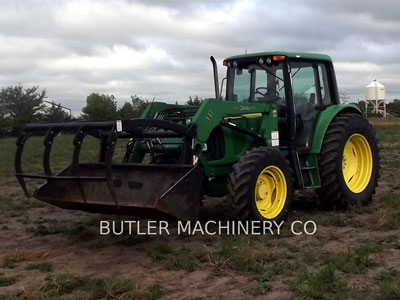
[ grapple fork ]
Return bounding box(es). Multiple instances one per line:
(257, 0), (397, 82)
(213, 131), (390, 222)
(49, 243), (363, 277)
(15, 119), (202, 221)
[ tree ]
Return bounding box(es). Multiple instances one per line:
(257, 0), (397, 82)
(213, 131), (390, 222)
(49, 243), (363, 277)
(0, 84), (46, 133)
(118, 102), (136, 119)
(117, 95), (149, 119)
(82, 93), (118, 120)
(0, 103), (12, 136)
(129, 95), (149, 118)
(358, 100), (366, 114)
(387, 99), (400, 114)
(186, 95), (203, 106)
(339, 90), (349, 103)
(43, 102), (71, 122)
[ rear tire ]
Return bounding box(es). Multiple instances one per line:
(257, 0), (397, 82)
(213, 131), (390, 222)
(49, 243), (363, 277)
(318, 112), (379, 209)
(229, 147), (294, 222)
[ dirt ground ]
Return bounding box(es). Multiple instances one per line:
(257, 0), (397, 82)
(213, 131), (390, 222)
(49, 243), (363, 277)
(0, 119), (399, 300)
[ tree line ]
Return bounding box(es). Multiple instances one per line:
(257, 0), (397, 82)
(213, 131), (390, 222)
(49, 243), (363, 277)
(2, 84), (399, 137)
(0, 84), (203, 136)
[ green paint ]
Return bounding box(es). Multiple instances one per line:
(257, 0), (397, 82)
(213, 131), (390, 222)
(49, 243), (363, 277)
(310, 104), (361, 154)
(304, 153), (321, 188)
(190, 99), (277, 177)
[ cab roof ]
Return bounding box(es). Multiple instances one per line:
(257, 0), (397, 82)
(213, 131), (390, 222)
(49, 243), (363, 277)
(224, 51), (332, 62)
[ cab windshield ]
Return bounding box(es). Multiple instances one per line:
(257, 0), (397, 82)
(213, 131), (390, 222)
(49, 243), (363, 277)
(226, 61), (286, 104)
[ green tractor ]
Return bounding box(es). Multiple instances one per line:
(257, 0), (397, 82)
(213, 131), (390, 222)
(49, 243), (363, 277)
(15, 51), (379, 222)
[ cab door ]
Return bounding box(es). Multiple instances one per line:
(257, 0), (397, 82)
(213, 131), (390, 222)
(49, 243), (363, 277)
(290, 61), (333, 149)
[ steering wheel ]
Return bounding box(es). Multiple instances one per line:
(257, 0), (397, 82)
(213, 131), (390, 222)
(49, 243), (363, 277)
(255, 87), (280, 97)
(255, 87), (268, 97)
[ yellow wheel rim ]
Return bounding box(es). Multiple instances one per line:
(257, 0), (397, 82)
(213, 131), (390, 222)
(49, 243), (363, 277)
(254, 165), (287, 219)
(342, 134), (373, 193)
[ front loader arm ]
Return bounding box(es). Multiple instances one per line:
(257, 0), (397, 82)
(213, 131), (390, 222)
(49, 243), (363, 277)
(190, 99), (279, 177)
(191, 99), (276, 142)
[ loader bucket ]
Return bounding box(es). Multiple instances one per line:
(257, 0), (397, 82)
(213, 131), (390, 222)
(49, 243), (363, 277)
(15, 119), (202, 221)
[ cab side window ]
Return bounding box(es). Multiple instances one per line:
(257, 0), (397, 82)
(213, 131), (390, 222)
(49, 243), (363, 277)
(318, 64), (332, 106)
(292, 66), (317, 104)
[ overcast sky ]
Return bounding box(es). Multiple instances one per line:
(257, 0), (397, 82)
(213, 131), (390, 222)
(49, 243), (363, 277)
(0, 0), (399, 114)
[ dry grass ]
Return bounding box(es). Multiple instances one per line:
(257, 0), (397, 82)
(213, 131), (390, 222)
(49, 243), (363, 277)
(5, 248), (49, 262)
(22, 287), (45, 300)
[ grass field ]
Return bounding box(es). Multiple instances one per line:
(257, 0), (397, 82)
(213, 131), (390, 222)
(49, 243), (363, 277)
(0, 119), (399, 300)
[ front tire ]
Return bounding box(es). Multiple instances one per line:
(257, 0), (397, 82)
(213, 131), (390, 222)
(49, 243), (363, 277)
(229, 147), (294, 222)
(318, 112), (379, 209)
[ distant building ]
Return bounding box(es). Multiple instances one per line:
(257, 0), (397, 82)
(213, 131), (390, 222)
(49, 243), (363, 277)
(365, 79), (386, 117)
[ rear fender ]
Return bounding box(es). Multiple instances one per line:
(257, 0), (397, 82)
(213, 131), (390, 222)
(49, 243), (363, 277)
(310, 104), (362, 154)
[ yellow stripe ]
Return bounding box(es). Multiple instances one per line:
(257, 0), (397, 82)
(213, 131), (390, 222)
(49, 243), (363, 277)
(225, 113), (263, 120)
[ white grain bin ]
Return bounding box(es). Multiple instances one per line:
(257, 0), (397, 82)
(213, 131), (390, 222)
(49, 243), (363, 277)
(365, 79), (385, 101)
(365, 79), (386, 117)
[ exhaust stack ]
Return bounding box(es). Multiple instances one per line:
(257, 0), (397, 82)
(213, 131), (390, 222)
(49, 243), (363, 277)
(210, 56), (220, 99)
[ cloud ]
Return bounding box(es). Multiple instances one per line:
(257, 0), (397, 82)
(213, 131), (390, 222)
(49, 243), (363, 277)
(0, 0), (399, 114)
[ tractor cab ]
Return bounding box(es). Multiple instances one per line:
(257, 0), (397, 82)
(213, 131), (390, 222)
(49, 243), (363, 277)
(221, 52), (339, 150)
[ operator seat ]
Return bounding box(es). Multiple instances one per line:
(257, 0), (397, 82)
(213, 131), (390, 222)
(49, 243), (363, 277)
(295, 93), (318, 148)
